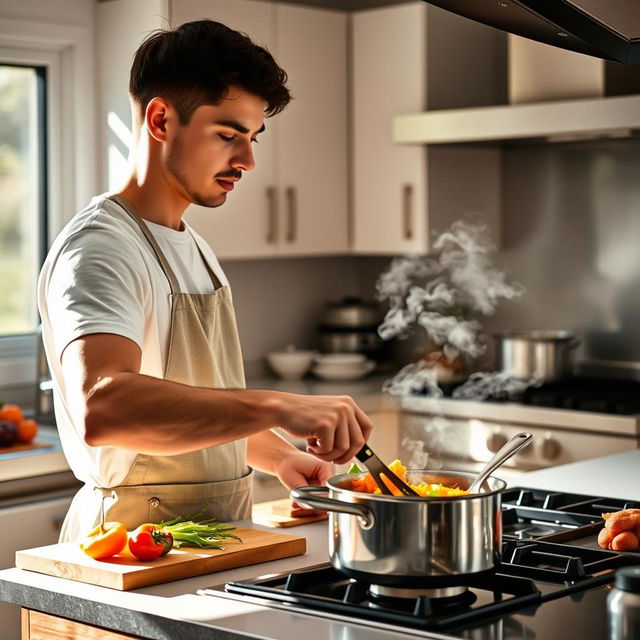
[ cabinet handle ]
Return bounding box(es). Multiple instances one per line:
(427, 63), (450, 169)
(286, 186), (297, 243)
(402, 184), (414, 240)
(266, 186), (278, 244)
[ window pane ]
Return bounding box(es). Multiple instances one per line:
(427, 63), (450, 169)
(0, 65), (43, 335)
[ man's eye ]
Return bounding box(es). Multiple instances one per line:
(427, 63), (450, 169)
(219, 134), (235, 142)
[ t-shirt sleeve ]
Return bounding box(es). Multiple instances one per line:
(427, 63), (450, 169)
(46, 228), (150, 358)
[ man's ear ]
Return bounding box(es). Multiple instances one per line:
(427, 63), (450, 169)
(145, 97), (173, 142)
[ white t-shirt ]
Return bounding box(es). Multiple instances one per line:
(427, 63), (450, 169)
(37, 193), (232, 488)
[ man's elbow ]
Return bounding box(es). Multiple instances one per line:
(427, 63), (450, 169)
(82, 380), (115, 446)
(83, 403), (108, 447)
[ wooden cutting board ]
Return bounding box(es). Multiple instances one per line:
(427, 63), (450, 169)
(252, 498), (328, 528)
(15, 527), (305, 591)
(0, 441), (53, 455)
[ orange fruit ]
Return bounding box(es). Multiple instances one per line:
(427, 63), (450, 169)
(16, 418), (37, 444)
(0, 404), (24, 424)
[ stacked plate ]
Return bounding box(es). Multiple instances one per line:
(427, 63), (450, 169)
(312, 353), (376, 381)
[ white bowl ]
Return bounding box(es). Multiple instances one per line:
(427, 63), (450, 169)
(314, 353), (367, 366)
(312, 360), (376, 381)
(267, 350), (316, 380)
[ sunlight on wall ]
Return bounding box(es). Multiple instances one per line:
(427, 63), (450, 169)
(107, 110), (132, 190)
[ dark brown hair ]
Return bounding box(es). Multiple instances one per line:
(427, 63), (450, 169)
(129, 20), (291, 125)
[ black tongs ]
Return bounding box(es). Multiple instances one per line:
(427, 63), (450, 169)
(356, 445), (419, 496)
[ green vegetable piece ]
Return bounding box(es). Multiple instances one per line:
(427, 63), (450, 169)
(348, 463), (362, 474)
(154, 504), (242, 549)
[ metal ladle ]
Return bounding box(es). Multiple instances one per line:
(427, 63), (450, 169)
(468, 432), (533, 493)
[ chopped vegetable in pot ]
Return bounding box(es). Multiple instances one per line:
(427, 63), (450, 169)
(350, 459), (469, 497)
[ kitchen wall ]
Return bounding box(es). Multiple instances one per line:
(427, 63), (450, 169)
(376, 136), (640, 374)
(223, 255), (391, 376)
(482, 138), (640, 367)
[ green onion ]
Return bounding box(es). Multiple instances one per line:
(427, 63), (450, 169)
(155, 505), (242, 549)
(348, 462), (363, 474)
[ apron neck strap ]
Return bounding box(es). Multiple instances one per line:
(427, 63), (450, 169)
(188, 230), (225, 290)
(108, 194), (223, 293)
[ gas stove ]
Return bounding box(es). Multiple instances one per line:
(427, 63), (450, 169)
(443, 376), (640, 416)
(199, 488), (640, 639)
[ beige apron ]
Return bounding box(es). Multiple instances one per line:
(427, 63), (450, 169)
(59, 195), (252, 542)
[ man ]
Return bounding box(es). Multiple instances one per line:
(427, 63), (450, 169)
(38, 20), (372, 541)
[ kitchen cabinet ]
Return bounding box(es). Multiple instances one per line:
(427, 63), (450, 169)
(23, 610), (136, 640)
(0, 493), (74, 640)
(173, 0), (349, 259)
(351, 3), (503, 254)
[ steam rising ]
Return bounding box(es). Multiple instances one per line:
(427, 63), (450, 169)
(377, 219), (532, 468)
(381, 360), (444, 398)
(452, 371), (538, 401)
(377, 219), (524, 362)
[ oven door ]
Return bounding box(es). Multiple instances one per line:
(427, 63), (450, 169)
(399, 412), (639, 475)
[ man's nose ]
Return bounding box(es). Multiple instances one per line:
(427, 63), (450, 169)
(230, 140), (256, 172)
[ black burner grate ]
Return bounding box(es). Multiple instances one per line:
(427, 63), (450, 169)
(225, 564), (542, 631)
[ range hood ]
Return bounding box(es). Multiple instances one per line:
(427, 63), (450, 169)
(393, 1), (640, 145)
(393, 94), (640, 145)
(423, 0), (640, 63)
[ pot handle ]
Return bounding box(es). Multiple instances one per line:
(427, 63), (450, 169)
(290, 486), (375, 530)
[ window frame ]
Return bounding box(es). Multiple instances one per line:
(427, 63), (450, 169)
(0, 59), (49, 333)
(0, 17), (96, 387)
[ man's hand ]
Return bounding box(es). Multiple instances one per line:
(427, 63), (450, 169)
(271, 393), (373, 464)
(274, 450), (333, 517)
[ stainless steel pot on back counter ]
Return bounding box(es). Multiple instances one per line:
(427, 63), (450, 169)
(318, 297), (388, 361)
(292, 470), (506, 587)
(495, 330), (580, 382)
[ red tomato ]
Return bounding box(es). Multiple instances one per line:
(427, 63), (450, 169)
(128, 523), (172, 560)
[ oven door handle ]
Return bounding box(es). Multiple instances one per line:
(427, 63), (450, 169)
(290, 486), (375, 530)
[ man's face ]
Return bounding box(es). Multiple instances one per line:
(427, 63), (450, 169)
(164, 86), (265, 208)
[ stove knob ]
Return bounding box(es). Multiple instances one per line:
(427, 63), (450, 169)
(542, 435), (561, 460)
(487, 433), (507, 454)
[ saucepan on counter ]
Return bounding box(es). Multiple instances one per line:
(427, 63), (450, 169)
(291, 469), (506, 587)
(495, 330), (581, 382)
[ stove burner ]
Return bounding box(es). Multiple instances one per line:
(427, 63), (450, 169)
(369, 584), (468, 600)
(368, 583), (478, 617)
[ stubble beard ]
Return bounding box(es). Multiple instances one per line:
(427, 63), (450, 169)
(166, 140), (227, 209)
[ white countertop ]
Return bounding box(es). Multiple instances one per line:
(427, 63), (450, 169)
(509, 448), (640, 501)
(1, 448), (639, 640)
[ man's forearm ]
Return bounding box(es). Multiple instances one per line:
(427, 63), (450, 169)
(84, 371), (281, 454)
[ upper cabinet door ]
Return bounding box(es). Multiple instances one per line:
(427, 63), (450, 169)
(275, 5), (349, 256)
(173, 0), (280, 259)
(352, 3), (428, 255)
(172, 0), (348, 259)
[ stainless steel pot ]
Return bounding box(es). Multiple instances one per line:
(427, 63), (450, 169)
(322, 297), (383, 328)
(291, 470), (506, 586)
(495, 330), (580, 382)
(318, 330), (383, 355)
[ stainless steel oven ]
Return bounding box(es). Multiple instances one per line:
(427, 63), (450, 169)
(397, 377), (640, 478)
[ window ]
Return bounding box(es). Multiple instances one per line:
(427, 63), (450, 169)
(0, 63), (47, 336)
(0, 18), (95, 386)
